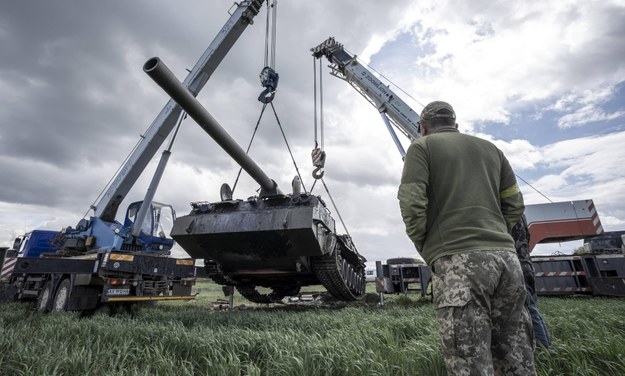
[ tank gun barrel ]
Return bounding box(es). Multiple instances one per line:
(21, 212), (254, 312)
(143, 57), (279, 196)
(147, 57), (367, 302)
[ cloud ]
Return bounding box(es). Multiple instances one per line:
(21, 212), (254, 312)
(1, 0), (624, 262)
(546, 86), (625, 128)
(482, 136), (542, 171)
(541, 131), (625, 180)
(521, 130), (625, 230)
(383, 0), (625, 131)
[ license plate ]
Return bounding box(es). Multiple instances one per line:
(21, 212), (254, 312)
(106, 288), (130, 296)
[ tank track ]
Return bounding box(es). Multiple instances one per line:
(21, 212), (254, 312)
(205, 261), (302, 304)
(204, 233), (367, 303)
(204, 260), (240, 286)
(311, 235), (366, 301)
(236, 285), (301, 304)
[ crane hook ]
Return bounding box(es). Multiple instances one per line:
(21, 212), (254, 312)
(312, 166), (325, 179)
(258, 66), (279, 104)
(311, 147), (326, 180)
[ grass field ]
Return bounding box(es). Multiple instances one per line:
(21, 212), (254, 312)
(1, 280), (624, 376)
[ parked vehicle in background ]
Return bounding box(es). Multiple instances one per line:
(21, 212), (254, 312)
(375, 258), (430, 296)
(372, 200), (625, 298)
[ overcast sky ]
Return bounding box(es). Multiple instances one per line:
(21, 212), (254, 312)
(1, 0), (624, 262)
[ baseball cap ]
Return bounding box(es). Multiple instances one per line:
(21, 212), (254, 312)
(420, 101), (456, 121)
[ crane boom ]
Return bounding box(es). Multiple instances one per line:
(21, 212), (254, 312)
(96, 0), (265, 222)
(311, 37), (421, 155)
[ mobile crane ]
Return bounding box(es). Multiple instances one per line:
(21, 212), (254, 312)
(311, 37), (421, 157)
(0, 0), (267, 312)
(312, 37), (625, 297)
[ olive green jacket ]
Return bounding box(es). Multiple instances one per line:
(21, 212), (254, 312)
(397, 128), (524, 265)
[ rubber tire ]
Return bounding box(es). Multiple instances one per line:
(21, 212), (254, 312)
(0, 282), (18, 303)
(52, 279), (71, 312)
(36, 281), (53, 312)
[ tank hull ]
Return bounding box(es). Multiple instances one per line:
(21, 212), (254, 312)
(171, 194), (366, 301)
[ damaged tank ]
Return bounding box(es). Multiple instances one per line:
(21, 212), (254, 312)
(143, 57), (366, 303)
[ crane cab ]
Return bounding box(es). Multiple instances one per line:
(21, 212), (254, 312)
(123, 201), (176, 254)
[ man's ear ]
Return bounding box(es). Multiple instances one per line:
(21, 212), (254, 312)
(455, 123), (458, 129)
(421, 122), (429, 136)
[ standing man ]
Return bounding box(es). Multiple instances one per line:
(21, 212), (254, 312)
(512, 215), (552, 348)
(398, 101), (536, 375)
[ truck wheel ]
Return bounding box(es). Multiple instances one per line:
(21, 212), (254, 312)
(36, 282), (53, 312)
(52, 279), (71, 312)
(0, 282), (18, 303)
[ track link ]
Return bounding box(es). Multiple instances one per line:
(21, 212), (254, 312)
(204, 260), (240, 286)
(311, 235), (366, 301)
(236, 285), (301, 304)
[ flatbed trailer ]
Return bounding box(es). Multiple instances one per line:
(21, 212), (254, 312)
(373, 252), (625, 299)
(533, 252), (625, 297)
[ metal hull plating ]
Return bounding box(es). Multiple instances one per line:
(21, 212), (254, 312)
(172, 195), (333, 282)
(171, 194), (367, 301)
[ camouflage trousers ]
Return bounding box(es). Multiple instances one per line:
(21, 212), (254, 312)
(431, 251), (536, 376)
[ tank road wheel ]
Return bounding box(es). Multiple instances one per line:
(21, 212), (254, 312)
(311, 236), (366, 302)
(36, 281), (53, 312)
(205, 260), (239, 286)
(52, 279), (71, 312)
(236, 285), (301, 304)
(236, 285), (273, 304)
(272, 285), (301, 300)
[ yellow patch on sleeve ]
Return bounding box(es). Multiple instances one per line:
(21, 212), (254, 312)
(500, 183), (520, 198)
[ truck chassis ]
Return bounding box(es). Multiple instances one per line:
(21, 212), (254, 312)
(2, 249), (195, 312)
